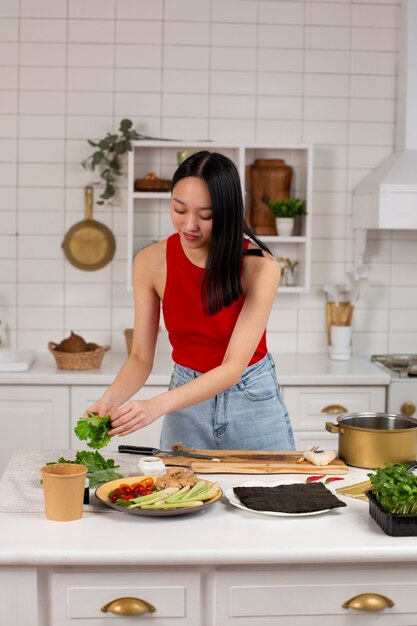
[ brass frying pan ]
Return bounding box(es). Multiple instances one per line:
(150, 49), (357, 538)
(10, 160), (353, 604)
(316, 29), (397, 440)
(62, 186), (116, 271)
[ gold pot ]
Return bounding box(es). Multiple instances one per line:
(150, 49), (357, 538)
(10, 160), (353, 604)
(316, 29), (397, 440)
(325, 412), (417, 468)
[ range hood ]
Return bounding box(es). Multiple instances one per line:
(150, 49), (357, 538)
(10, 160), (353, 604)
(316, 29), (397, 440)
(353, 0), (417, 230)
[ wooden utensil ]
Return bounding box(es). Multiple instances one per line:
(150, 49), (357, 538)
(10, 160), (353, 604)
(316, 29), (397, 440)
(62, 186), (116, 271)
(189, 459), (348, 474)
(152, 449), (348, 475)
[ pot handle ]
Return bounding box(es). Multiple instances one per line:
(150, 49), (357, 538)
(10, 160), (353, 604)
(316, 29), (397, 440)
(325, 422), (339, 434)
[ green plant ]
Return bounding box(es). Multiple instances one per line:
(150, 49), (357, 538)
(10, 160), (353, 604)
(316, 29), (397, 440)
(81, 118), (140, 205)
(368, 464), (417, 515)
(267, 197), (307, 218)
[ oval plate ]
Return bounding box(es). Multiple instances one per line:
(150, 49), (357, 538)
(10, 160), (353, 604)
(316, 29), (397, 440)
(95, 475), (223, 517)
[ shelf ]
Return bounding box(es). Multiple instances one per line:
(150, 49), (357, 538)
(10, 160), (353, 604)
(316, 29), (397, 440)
(133, 191), (171, 199)
(127, 141), (313, 293)
(260, 236), (307, 243)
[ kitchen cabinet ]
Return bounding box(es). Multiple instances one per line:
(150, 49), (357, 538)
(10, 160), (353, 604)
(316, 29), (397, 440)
(283, 385), (386, 450)
(127, 140), (313, 293)
(70, 385), (164, 449)
(215, 565), (416, 625)
(0, 567), (40, 626)
(2, 562), (417, 625)
(0, 386), (69, 475)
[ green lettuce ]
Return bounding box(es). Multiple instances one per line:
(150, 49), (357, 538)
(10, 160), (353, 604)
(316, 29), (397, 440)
(47, 451), (122, 487)
(74, 412), (112, 449)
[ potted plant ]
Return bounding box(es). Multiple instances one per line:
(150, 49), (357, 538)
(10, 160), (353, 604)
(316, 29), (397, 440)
(81, 118), (140, 205)
(267, 197), (307, 236)
(366, 463), (417, 536)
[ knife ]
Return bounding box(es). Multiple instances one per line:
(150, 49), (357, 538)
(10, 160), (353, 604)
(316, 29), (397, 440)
(118, 445), (221, 461)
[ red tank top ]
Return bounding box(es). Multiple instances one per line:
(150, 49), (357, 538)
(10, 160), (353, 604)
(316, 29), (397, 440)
(162, 233), (267, 373)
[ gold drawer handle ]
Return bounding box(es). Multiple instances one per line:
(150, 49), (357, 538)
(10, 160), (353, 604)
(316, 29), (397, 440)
(401, 401), (416, 417)
(321, 404), (348, 414)
(101, 597), (156, 616)
(342, 593), (394, 611)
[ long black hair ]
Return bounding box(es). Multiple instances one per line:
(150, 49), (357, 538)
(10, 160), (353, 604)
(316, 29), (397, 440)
(171, 151), (272, 315)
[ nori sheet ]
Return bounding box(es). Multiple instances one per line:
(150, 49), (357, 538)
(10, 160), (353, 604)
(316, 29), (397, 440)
(233, 482), (347, 514)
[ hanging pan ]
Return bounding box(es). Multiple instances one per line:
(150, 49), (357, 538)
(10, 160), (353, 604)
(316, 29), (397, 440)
(62, 186), (116, 271)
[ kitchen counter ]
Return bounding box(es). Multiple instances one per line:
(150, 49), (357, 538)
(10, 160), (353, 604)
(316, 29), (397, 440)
(0, 466), (414, 567)
(0, 351), (390, 386)
(1, 463), (415, 625)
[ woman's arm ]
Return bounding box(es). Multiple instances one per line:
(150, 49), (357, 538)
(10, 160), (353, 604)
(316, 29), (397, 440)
(109, 252), (280, 436)
(87, 244), (162, 417)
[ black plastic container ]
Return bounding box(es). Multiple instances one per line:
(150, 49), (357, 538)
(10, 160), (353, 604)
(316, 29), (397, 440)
(366, 490), (417, 536)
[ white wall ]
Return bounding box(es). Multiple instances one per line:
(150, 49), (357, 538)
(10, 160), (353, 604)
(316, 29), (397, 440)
(0, 0), (416, 357)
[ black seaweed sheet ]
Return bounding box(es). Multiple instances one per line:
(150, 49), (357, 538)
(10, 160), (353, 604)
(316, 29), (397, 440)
(233, 482), (347, 514)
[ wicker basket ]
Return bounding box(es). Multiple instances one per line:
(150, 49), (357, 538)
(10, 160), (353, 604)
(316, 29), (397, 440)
(48, 342), (110, 370)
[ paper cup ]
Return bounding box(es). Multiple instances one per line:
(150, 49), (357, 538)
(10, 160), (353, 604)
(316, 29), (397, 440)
(41, 463), (87, 521)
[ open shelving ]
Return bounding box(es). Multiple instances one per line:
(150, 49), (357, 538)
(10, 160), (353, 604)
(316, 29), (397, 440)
(126, 141), (313, 294)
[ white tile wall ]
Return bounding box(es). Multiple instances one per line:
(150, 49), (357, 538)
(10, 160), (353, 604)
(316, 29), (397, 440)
(0, 0), (416, 358)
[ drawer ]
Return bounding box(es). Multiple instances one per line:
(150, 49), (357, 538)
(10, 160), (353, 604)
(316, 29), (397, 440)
(215, 565), (417, 625)
(49, 569), (201, 625)
(284, 386), (386, 430)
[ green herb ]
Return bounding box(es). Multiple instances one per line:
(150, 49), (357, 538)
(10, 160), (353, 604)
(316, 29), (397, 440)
(74, 412), (112, 449)
(368, 464), (417, 515)
(47, 451), (122, 487)
(267, 197), (307, 218)
(81, 118), (140, 205)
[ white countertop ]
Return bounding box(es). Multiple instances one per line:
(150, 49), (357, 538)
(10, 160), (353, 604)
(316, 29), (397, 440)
(0, 465), (414, 567)
(0, 352), (390, 386)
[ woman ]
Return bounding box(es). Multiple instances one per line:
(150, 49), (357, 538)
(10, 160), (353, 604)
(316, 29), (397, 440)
(87, 151), (295, 451)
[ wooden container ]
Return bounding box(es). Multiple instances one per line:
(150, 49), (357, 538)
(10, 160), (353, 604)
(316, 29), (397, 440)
(248, 159), (292, 235)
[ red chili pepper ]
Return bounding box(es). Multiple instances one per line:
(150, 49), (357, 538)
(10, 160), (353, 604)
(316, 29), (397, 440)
(325, 477), (345, 484)
(306, 475), (325, 483)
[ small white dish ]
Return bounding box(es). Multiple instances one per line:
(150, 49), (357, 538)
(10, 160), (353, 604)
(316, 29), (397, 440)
(225, 480), (331, 517)
(137, 457), (166, 476)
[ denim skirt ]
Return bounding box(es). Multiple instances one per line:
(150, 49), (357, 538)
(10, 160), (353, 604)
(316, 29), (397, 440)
(160, 353), (295, 451)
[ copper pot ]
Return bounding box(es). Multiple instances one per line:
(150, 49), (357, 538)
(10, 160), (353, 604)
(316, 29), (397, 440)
(325, 412), (417, 468)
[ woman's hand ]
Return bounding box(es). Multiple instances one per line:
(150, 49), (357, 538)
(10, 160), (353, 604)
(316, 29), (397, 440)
(108, 399), (162, 437)
(86, 394), (119, 420)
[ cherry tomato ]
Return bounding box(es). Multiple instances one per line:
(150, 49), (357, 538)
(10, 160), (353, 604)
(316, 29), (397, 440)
(122, 495), (134, 501)
(143, 487), (153, 495)
(131, 482), (146, 490)
(139, 477), (154, 488)
(131, 484), (146, 497)
(119, 484), (132, 496)
(109, 487), (124, 503)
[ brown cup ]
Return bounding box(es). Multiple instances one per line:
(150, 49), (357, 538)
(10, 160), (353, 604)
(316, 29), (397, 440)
(41, 463), (87, 521)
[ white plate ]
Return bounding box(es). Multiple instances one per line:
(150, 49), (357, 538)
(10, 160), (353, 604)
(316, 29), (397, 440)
(225, 480), (331, 517)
